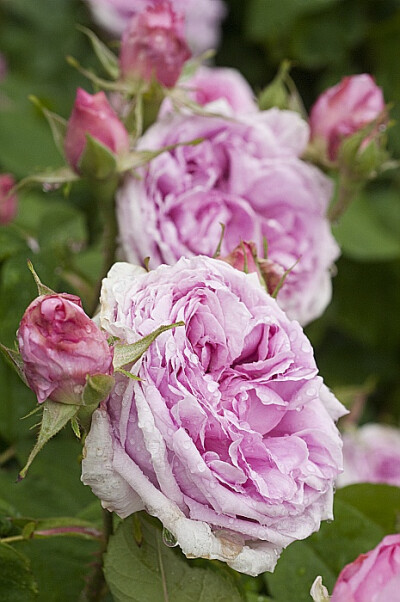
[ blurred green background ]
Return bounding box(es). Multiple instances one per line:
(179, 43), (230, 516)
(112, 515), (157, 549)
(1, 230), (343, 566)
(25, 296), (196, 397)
(0, 0), (399, 599)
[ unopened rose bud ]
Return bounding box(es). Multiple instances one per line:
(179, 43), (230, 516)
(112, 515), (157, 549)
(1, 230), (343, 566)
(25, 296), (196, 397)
(18, 294), (113, 404)
(309, 74), (385, 163)
(220, 241), (258, 273)
(0, 174), (17, 225)
(119, 2), (191, 88)
(64, 88), (130, 174)
(258, 258), (286, 296)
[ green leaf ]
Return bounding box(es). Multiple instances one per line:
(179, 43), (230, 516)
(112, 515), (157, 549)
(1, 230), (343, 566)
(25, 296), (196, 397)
(19, 401), (79, 480)
(0, 543), (38, 601)
(333, 189), (400, 261)
(264, 484), (400, 601)
(28, 96), (67, 158)
(113, 322), (185, 369)
(0, 343), (28, 386)
(104, 516), (243, 602)
(27, 260), (55, 296)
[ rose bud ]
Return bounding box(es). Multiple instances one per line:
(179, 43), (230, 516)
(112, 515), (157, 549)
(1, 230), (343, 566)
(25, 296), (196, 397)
(330, 534), (400, 601)
(258, 258), (286, 296)
(18, 294), (113, 404)
(337, 423), (400, 488)
(0, 174), (17, 225)
(119, 2), (191, 88)
(64, 88), (130, 174)
(219, 241), (258, 273)
(309, 74), (385, 163)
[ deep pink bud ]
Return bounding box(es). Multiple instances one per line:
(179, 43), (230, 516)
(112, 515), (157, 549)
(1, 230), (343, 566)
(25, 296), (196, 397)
(258, 258), (285, 296)
(119, 2), (191, 88)
(220, 241), (258, 273)
(18, 294), (113, 404)
(64, 88), (130, 172)
(310, 74), (385, 162)
(0, 174), (18, 225)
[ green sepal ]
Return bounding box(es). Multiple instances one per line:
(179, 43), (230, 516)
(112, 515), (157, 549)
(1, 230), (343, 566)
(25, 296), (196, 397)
(258, 60), (305, 115)
(27, 260), (56, 296)
(113, 322), (185, 370)
(115, 368), (142, 381)
(19, 400), (80, 480)
(78, 134), (118, 180)
(117, 139), (203, 173)
(29, 95), (67, 157)
(0, 342), (28, 386)
(271, 257), (300, 299)
(76, 25), (119, 79)
(78, 373), (116, 432)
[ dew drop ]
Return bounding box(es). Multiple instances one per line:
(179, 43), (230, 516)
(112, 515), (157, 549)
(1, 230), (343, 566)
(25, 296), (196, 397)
(197, 463), (206, 473)
(162, 527), (178, 548)
(96, 448), (103, 457)
(289, 330), (298, 342)
(183, 440), (191, 450)
(295, 406), (301, 412)
(301, 342), (311, 353)
(207, 381), (218, 393)
(306, 387), (317, 397)
(228, 518), (234, 525)
(42, 182), (61, 193)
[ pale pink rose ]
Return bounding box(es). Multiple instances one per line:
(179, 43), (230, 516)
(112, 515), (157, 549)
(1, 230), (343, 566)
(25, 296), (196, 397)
(85, 0), (226, 55)
(117, 106), (339, 325)
(18, 294), (113, 404)
(179, 66), (257, 113)
(310, 74), (385, 162)
(0, 174), (17, 225)
(119, 2), (191, 88)
(337, 424), (400, 488)
(64, 88), (130, 173)
(330, 534), (400, 601)
(82, 257), (346, 575)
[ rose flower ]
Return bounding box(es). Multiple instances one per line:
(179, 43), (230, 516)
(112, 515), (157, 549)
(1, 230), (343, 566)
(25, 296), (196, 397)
(82, 257), (345, 575)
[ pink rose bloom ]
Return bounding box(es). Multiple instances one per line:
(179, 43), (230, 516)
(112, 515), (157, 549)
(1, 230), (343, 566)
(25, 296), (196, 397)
(64, 88), (130, 173)
(0, 174), (17, 225)
(309, 74), (385, 162)
(181, 66), (257, 113)
(18, 294), (113, 404)
(84, 0), (226, 55)
(119, 2), (191, 88)
(337, 424), (400, 488)
(330, 534), (400, 601)
(82, 257), (345, 575)
(117, 107), (339, 325)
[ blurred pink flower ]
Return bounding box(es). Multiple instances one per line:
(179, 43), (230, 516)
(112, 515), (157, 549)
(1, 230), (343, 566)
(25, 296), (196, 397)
(85, 0), (226, 55)
(310, 74), (385, 162)
(18, 294), (113, 404)
(331, 534), (400, 601)
(119, 2), (191, 88)
(117, 107), (339, 325)
(338, 424), (400, 488)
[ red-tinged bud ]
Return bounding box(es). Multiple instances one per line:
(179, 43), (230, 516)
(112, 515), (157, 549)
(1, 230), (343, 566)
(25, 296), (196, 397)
(64, 88), (130, 173)
(119, 2), (191, 88)
(0, 174), (17, 225)
(17, 294), (113, 404)
(258, 258), (286, 296)
(219, 241), (258, 274)
(309, 74), (385, 163)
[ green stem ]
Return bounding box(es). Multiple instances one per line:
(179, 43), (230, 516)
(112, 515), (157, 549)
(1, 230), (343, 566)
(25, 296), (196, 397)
(0, 526), (102, 544)
(79, 509), (114, 602)
(89, 177), (119, 316)
(328, 174), (362, 223)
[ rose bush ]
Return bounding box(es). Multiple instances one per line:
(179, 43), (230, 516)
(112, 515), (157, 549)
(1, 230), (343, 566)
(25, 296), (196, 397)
(82, 256), (345, 576)
(117, 105), (339, 325)
(330, 534), (400, 601)
(338, 424), (400, 488)
(18, 294), (113, 404)
(84, 0), (226, 55)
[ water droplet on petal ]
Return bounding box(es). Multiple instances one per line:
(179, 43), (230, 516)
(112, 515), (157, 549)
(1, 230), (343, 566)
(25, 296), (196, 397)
(197, 463), (206, 473)
(162, 527), (178, 548)
(307, 387), (317, 397)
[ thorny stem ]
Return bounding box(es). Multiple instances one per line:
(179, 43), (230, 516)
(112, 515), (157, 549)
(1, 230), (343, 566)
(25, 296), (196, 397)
(79, 509), (114, 602)
(0, 525), (102, 545)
